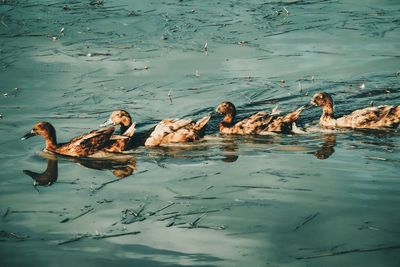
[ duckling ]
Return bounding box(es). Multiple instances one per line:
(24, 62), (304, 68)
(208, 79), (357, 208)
(144, 115), (210, 147)
(311, 92), (400, 129)
(100, 110), (136, 152)
(215, 102), (305, 135)
(21, 122), (114, 157)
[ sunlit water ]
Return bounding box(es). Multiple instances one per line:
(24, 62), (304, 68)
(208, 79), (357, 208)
(1, 0), (399, 266)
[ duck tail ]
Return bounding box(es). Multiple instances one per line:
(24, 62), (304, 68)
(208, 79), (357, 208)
(123, 123), (136, 137)
(194, 115), (211, 131)
(282, 106), (305, 123)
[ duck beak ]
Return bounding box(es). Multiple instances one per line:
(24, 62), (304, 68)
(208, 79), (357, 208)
(21, 129), (36, 140)
(100, 118), (114, 127)
(304, 102), (314, 109)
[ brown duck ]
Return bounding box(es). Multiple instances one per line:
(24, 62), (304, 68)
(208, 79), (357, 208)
(144, 115), (210, 147)
(311, 92), (400, 129)
(100, 110), (136, 152)
(21, 122), (114, 157)
(215, 102), (305, 134)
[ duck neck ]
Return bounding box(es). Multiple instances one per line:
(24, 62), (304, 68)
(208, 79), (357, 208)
(43, 132), (57, 151)
(321, 102), (334, 120)
(120, 118), (132, 134)
(220, 112), (236, 130)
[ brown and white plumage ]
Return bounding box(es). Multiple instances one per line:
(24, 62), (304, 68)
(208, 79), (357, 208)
(100, 110), (136, 152)
(311, 92), (400, 129)
(21, 122), (114, 157)
(215, 101), (305, 135)
(144, 115), (210, 147)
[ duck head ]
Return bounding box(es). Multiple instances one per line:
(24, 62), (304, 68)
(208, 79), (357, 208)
(22, 122), (57, 151)
(311, 92), (334, 116)
(101, 110), (132, 132)
(215, 102), (237, 126)
(311, 92), (333, 107)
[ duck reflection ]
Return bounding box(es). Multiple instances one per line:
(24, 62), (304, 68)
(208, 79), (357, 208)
(75, 157), (137, 179)
(220, 137), (239, 163)
(23, 154), (137, 186)
(313, 133), (336, 160)
(23, 159), (58, 186)
(145, 135), (241, 163)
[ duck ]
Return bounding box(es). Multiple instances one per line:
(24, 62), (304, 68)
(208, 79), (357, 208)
(215, 101), (305, 135)
(21, 122), (114, 157)
(310, 92), (400, 129)
(100, 110), (136, 152)
(144, 115), (211, 147)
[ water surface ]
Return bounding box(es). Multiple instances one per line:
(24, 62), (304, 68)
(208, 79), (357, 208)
(0, 0), (399, 266)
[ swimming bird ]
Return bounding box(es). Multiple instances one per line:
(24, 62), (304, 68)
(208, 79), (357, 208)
(21, 122), (114, 157)
(311, 92), (400, 129)
(100, 110), (136, 152)
(215, 102), (305, 134)
(144, 115), (210, 147)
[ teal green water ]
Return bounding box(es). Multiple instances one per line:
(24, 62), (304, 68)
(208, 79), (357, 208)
(1, 0), (399, 266)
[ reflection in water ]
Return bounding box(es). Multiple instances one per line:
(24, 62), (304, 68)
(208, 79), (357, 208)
(76, 157), (137, 179)
(220, 137), (239, 163)
(313, 134), (336, 160)
(23, 159), (58, 186)
(23, 155), (137, 186)
(144, 136), (241, 164)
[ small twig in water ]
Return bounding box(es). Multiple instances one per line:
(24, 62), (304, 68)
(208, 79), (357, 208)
(60, 207), (94, 223)
(91, 178), (120, 194)
(189, 212), (207, 227)
(283, 7), (289, 15)
(0, 230), (29, 240)
(296, 245), (400, 260)
(3, 207), (10, 218)
(147, 201), (175, 216)
(168, 90), (173, 104)
(231, 185), (311, 192)
(93, 231), (140, 240)
(58, 233), (91, 245)
(294, 212), (319, 231)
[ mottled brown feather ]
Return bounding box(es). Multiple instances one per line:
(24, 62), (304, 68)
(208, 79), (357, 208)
(101, 110), (136, 152)
(23, 122), (114, 157)
(145, 115), (210, 147)
(216, 102), (304, 135)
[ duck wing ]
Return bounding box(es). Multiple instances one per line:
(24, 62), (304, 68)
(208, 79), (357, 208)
(104, 123), (137, 153)
(263, 106), (305, 133)
(194, 115), (211, 131)
(339, 105), (400, 129)
(57, 126), (115, 157)
(145, 117), (210, 146)
(224, 111), (272, 134)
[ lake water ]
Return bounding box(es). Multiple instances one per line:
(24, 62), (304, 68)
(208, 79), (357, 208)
(0, 0), (399, 266)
